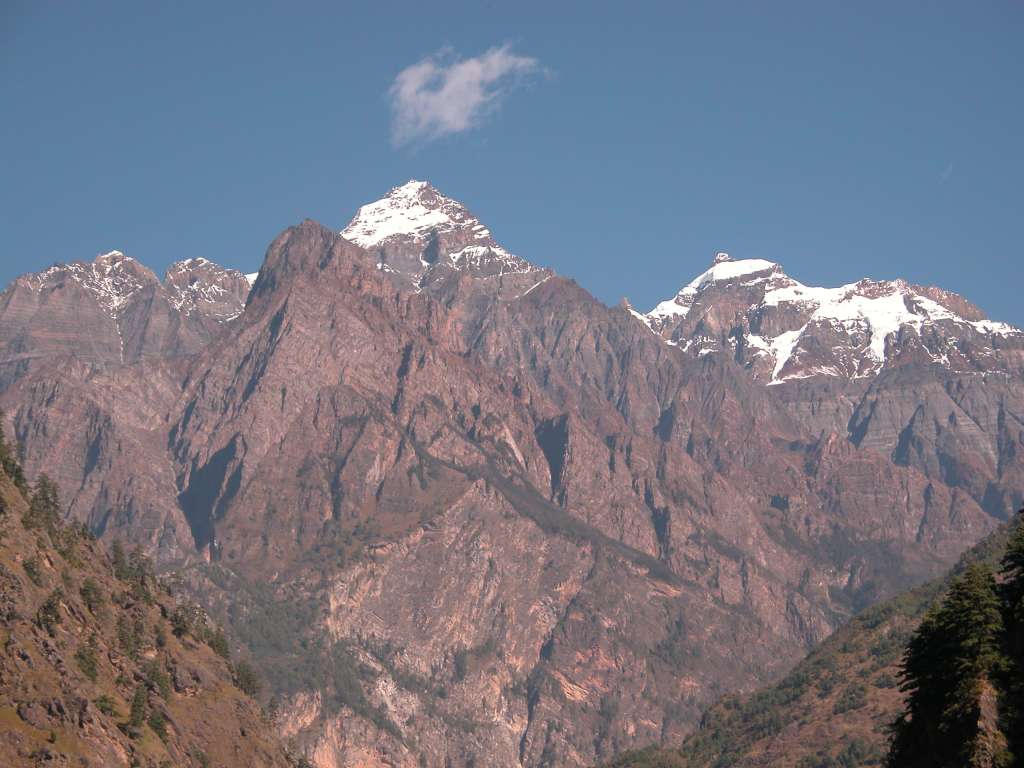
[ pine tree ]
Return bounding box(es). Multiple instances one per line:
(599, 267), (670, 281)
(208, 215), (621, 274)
(25, 473), (61, 533)
(129, 683), (147, 730)
(889, 563), (1005, 767)
(234, 659), (261, 697)
(1001, 513), (1024, 631)
(126, 547), (155, 602)
(79, 578), (105, 614)
(111, 539), (128, 579)
(0, 412), (28, 494)
(147, 708), (168, 742)
(999, 512), (1024, 764)
(75, 634), (100, 681)
(37, 588), (64, 636)
(208, 628), (230, 659)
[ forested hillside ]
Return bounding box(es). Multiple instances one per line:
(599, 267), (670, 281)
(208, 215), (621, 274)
(889, 518), (1024, 766)
(0, 422), (294, 767)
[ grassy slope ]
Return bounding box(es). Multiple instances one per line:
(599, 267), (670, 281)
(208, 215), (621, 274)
(603, 520), (1018, 768)
(0, 470), (294, 768)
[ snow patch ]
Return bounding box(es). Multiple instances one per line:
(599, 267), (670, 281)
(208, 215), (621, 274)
(448, 244), (534, 275)
(163, 259), (249, 320)
(646, 259), (779, 327)
(688, 258), (779, 289)
(342, 180), (481, 248)
(748, 327), (807, 382)
(760, 279), (1020, 378)
(648, 293), (694, 322)
(342, 181), (540, 281)
(645, 254), (1022, 382)
(69, 253), (147, 316)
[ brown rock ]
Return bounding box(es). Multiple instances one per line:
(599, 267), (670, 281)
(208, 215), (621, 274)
(0, 183), (1021, 766)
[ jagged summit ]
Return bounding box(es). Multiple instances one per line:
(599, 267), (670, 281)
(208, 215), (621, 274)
(643, 253), (1022, 382)
(647, 254), (782, 324)
(16, 251), (253, 323)
(342, 180), (493, 249)
(163, 257), (252, 320)
(340, 180), (539, 281)
(22, 250), (158, 318)
(167, 256), (215, 270)
(1, 251), (254, 375)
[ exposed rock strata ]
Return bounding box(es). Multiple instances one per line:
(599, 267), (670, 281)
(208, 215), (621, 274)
(0, 182), (1020, 766)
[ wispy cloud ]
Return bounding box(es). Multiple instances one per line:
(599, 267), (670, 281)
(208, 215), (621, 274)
(939, 162), (954, 185)
(389, 45), (540, 147)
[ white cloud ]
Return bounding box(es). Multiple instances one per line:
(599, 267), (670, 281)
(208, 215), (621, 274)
(389, 45), (540, 147)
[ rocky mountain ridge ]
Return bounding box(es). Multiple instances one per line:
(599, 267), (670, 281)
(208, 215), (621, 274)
(0, 252), (251, 390)
(0, 181), (1021, 766)
(641, 252), (1021, 384)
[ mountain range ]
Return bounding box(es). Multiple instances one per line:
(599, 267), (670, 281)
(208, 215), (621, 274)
(1, 180), (1021, 766)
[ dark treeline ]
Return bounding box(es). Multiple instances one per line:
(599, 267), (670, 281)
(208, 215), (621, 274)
(889, 510), (1024, 767)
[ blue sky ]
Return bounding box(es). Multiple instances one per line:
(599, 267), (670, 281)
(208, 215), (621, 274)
(2, 1), (1021, 323)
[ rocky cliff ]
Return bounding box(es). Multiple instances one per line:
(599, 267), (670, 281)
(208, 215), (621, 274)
(0, 252), (250, 389)
(0, 180), (1020, 766)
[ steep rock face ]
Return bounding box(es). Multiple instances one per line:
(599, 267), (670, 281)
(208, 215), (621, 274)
(130, 223), (997, 762)
(0, 252), (250, 390)
(163, 257), (252, 323)
(4, 360), (189, 558)
(0, 184), (1021, 766)
(642, 253), (1024, 521)
(0, 252), (151, 382)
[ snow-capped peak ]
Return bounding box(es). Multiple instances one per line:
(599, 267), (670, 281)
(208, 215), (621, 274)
(689, 257), (780, 289)
(642, 254), (1022, 383)
(341, 181), (538, 281)
(23, 250), (155, 318)
(647, 255), (781, 323)
(174, 257), (211, 268)
(754, 277), (1018, 377)
(341, 180), (493, 249)
(163, 258), (252, 320)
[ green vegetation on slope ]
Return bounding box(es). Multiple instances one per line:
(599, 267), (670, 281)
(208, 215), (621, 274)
(602, 516), (1023, 768)
(0, 421), (295, 767)
(888, 520), (1024, 766)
